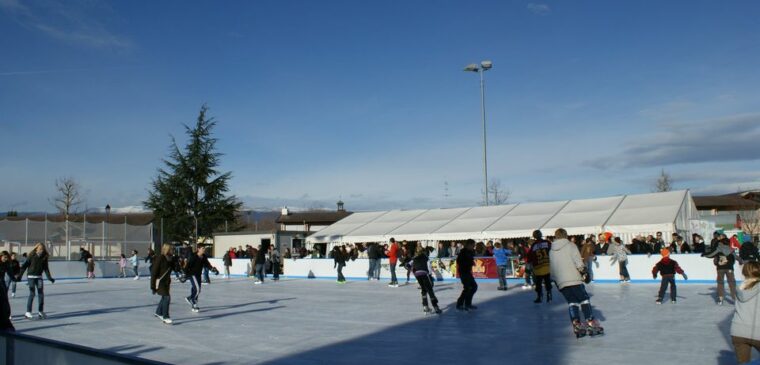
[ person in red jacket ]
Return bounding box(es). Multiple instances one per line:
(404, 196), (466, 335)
(387, 238), (400, 287)
(652, 248), (688, 304)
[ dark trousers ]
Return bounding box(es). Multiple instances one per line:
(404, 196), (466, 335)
(273, 262), (280, 280)
(156, 295), (171, 318)
(203, 267), (210, 283)
(5, 273), (16, 294)
(188, 275), (202, 304)
(337, 263), (345, 282)
(0, 280), (13, 331)
(619, 260), (630, 280)
(717, 269), (737, 300)
(390, 262), (397, 283)
(133, 266), (139, 277)
(524, 265), (534, 286)
(255, 263), (265, 282)
(26, 278), (44, 313)
(658, 276), (676, 301)
(534, 274), (552, 298)
(457, 273), (478, 308)
(415, 274), (438, 307)
(560, 284), (593, 322)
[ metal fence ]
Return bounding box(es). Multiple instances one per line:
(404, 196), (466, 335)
(0, 217), (153, 260)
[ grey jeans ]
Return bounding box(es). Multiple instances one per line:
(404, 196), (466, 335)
(497, 265), (508, 288)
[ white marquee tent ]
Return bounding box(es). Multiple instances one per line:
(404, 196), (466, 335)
(307, 190), (699, 245)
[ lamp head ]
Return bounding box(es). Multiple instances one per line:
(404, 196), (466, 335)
(480, 60), (493, 70)
(463, 63), (479, 72)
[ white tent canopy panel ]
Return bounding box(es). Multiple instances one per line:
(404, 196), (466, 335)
(430, 204), (518, 241)
(386, 207), (471, 241)
(484, 201), (569, 239)
(340, 209), (428, 243)
(307, 211), (390, 244)
(542, 195), (625, 236)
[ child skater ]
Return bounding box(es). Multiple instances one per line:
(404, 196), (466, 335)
(652, 248), (688, 304)
(86, 257), (95, 279)
(118, 254), (127, 278)
(412, 246), (442, 314)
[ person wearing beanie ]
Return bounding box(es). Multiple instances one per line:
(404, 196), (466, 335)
(652, 248), (688, 304)
(703, 237), (737, 305)
(528, 229), (552, 303)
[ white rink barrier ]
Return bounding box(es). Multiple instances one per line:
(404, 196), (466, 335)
(282, 254), (745, 283)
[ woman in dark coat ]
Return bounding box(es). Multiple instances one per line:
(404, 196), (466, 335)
(151, 243), (176, 324)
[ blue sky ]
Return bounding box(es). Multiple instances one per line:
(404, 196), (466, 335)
(1, 0), (760, 213)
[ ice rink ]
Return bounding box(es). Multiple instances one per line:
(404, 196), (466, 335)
(7, 276), (745, 364)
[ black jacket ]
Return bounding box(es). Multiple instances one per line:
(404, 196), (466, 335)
(740, 242), (759, 262)
(150, 254), (176, 296)
(185, 254), (214, 277)
(223, 252), (232, 266)
(255, 248), (267, 265)
(367, 244), (381, 260)
(412, 253), (429, 273)
(456, 248), (475, 276)
(18, 252), (53, 280)
(333, 250), (346, 267)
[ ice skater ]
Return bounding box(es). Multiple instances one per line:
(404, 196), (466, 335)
(86, 257), (95, 279)
(652, 248), (688, 304)
(7, 252), (20, 298)
(333, 246), (347, 283)
(184, 245), (219, 313)
(549, 228), (603, 338)
(16, 243), (56, 320)
(411, 246), (441, 314)
(456, 239), (478, 311)
(730, 261), (760, 364)
(703, 237), (737, 305)
(151, 243), (177, 324)
(130, 250), (140, 280)
(608, 237), (631, 283)
(118, 254), (128, 278)
(529, 230), (552, 303)
(493, 241), (511, 291)
(0, 251), (14, 331)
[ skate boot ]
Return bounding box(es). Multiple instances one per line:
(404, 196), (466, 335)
(572, 320), (587, 339)
(586, 319), (604, 336)
(546, 293), (552, 303)
(433, 305), (442, 314)
(533, 296), (542, 304)
(423, 306), (432, 314)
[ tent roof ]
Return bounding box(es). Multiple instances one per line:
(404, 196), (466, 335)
(307, 190), (696, 243)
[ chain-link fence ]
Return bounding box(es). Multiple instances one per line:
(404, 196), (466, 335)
(0, 217), (153, 260)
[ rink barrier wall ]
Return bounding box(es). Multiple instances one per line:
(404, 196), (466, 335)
(36, 255), (735, 284)
(0, 331), (170, 365)
(281, 254), (745, 283)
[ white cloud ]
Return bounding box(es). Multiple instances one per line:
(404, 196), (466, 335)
(0, 0), (132, 50)
(527, 3), (551, 15)
(585, 113), (760, 170)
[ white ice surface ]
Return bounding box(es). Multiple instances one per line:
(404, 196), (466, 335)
(8, 277), (745, 364)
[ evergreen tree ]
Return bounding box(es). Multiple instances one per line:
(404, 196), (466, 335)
(145, 105), (242, 245)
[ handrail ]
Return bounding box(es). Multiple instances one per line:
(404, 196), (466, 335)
(0, 330), (170, 365)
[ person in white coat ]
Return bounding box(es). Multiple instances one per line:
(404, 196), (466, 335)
(550, 228), (603, 337)
(731, 261), (760, 364)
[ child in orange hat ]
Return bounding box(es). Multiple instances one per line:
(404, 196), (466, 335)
(652, 248), (688, 304)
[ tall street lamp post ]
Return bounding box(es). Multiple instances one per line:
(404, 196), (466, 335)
(464, 60), (493, 205)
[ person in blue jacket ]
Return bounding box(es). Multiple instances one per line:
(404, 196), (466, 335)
(493, 241), (512, 291)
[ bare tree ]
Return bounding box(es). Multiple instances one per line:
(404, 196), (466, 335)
(738, 197), (760, 243)
(653, 169), (673, 192)
(50, 177), (83, 220)
(482, 178), (511, 206)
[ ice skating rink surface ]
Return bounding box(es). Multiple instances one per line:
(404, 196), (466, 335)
(9, 277), (742, 364)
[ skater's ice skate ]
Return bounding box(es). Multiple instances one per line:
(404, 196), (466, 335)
(572, 320), (587, 339)
(433, 305), (442, 314)
(423, 306), (432, 314)
(586, 319), (604, 336)
(192, 305), (200, 313)
(24, 312), (33, 320)
(655, 299), (662, 304)
(38, 312), (47, 319)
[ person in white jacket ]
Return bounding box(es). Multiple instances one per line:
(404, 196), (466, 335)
(550, 228), (603, 337)
(731, 261), (760, 364)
